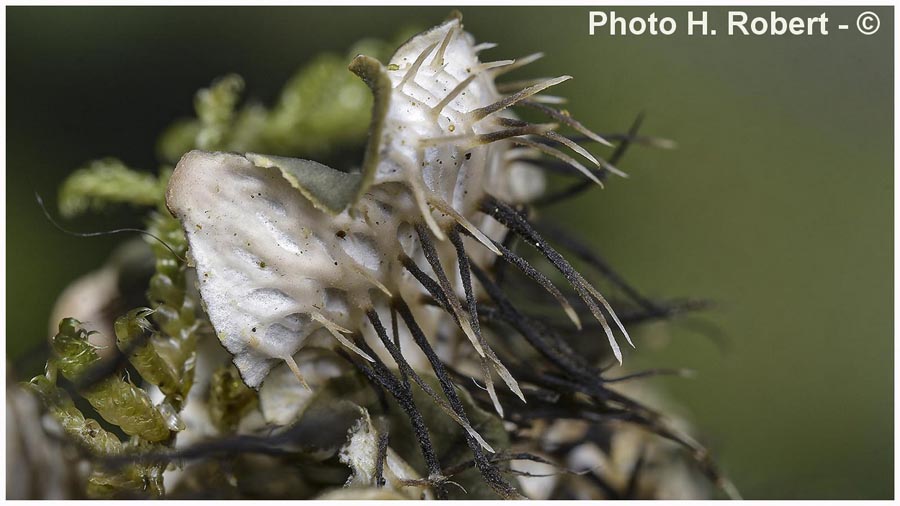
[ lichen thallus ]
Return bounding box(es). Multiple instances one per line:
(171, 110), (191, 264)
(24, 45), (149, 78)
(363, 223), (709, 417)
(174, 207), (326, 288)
(169, 13), (632, 405)
(24, 12), (738, 500)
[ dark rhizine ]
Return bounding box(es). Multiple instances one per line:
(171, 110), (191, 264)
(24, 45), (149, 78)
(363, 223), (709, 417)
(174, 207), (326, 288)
(341, 330), (449, 500)
(534, 113), (645, 206)
(394, 298), (519, 499)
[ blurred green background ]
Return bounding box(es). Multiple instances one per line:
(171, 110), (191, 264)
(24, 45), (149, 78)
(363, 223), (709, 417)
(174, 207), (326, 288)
(6, 6), (893, 499)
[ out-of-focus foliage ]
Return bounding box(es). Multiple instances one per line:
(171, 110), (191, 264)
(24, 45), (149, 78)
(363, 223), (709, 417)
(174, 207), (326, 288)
(207, 364), (258, 433)
(58, 158), (167, 218)
(157, 36), (415, 162)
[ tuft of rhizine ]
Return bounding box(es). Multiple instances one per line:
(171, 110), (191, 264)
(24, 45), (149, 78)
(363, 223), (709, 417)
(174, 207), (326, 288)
(167, 14), (631, 419)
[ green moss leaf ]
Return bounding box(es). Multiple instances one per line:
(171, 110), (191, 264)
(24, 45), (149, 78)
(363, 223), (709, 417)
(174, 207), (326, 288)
(58, 158), (165, 218)
(50, 318), (172, 442)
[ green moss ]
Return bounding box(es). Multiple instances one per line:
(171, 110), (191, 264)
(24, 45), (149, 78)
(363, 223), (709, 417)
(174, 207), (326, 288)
(49, 318), (171, 442)
(207, 365), (259, 433)
(58, 158), (166, 218)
